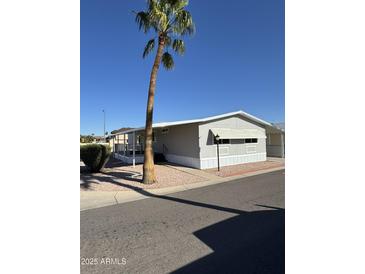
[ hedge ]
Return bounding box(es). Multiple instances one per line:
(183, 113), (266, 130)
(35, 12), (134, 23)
(80, 144), (111, 172)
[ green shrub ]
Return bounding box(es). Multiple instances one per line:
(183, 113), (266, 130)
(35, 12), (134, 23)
(80, 144), (111, 172)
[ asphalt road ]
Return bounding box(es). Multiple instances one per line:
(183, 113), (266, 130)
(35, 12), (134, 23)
(80, 170), (285, 274)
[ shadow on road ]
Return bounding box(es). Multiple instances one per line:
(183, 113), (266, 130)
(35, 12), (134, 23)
(173, 205), (285, 274)
(81, 166), (285, 273)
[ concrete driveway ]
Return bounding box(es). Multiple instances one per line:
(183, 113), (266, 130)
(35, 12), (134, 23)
(80, 170), (285, 274)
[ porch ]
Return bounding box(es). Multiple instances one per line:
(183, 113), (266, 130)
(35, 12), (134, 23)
(109, 130), (145, 166)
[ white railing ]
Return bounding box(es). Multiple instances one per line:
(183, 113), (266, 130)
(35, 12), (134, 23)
(114, 144), (144, 156)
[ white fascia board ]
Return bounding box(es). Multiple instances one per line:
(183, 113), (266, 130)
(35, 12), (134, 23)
(113, 110), (275, 135)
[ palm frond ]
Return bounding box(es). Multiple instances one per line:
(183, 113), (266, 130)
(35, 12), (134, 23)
(173, 10), (195, 36)
(135, 11), (151, 33)
(135, 0), (195, 66)
(143, 39), (155, 58)
(170, 0), (189, 12)
(163, 35), (172, 48)
(161, 52), (174, 70)
(172, 39), (185, 55)
(150, 7), (168, 31)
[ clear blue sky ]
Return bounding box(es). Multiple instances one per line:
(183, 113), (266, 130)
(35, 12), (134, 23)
(81, 0), (284, 135)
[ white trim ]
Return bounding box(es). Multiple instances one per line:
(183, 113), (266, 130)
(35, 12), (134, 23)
(132, 131), (135, 167)
(114, 110), (277, 135)
(200, 153), (266, 169)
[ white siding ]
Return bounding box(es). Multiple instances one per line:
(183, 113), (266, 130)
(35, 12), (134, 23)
(200, 153), (266, 169)
(198, 115), (267, 169)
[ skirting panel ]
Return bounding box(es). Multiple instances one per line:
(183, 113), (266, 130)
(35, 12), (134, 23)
(114, 153), (144, 164)
(200, 153), (267, 169)
(266, 145), (283, 157)
(165, 154), (201, 169)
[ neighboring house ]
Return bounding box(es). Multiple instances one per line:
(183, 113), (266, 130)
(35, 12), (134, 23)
(80, 135), (105, 143)
(108, 128), (131, 149)
(112, 110), (285, 169)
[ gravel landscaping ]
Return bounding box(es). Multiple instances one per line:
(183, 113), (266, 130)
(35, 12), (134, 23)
(80, 158), (284, 191)
(80, 160), (207, 191)
(205, 160), (284, 177)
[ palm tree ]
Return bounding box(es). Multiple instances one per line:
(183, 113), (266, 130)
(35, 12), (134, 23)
(134, 0), (195, 184)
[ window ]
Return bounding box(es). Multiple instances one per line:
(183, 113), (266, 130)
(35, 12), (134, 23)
(162, 128), (169, 135)
(244, 138), (258, 143)
(213, 138), (230, 145)
(137, 133), (155, 143)
(136, 135), (141, 144)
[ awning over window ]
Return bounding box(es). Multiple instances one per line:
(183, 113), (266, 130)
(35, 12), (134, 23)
(210, 128), (266, 139)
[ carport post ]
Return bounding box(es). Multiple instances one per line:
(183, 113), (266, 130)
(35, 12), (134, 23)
(112, 136), (114, 157)
(124, 134), (126, 156)
(132, 131), (136, 167)
(280, 133), (284, 158)
(215, 134), (220, 171)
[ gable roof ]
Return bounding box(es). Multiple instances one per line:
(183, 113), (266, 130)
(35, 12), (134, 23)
(111, 127), (133, 134)
(112, 110), (282, 135)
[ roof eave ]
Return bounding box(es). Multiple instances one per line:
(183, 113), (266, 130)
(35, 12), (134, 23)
(111, 110), (277, 135)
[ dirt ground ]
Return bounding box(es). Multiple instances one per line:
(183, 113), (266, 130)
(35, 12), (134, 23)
(80, 159), (207, 191)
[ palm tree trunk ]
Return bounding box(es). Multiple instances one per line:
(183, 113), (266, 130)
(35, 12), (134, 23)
(142, 36), (165, 184)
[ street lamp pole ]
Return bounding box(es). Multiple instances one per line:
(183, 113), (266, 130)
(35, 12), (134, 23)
(215, 134), (220, 171)
(102, 109), (106, 142)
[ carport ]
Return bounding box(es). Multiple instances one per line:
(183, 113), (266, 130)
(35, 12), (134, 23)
(266, 125), (285, 158)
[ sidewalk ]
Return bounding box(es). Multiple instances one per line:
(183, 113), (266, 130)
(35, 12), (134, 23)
(80, 166), (285, 211)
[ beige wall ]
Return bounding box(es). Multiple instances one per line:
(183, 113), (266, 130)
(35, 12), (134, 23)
(119, 125), (199, 158)
(153, 124), (200, 158)
(267, 133), (282, 145)
(266, 132), (285, 157)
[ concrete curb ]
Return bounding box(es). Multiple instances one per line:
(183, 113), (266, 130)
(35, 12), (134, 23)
(80, 166), (285, 211)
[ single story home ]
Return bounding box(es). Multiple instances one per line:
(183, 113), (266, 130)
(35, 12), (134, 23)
(107, 128), (130, 149)
(109, 110), (284, 169)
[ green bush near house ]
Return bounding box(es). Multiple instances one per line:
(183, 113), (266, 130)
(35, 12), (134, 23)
(80, 144), (111, 172)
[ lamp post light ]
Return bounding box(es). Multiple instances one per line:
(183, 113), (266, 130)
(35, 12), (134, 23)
(102, 109), (106, 142)
(215, 134), (220, 171)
